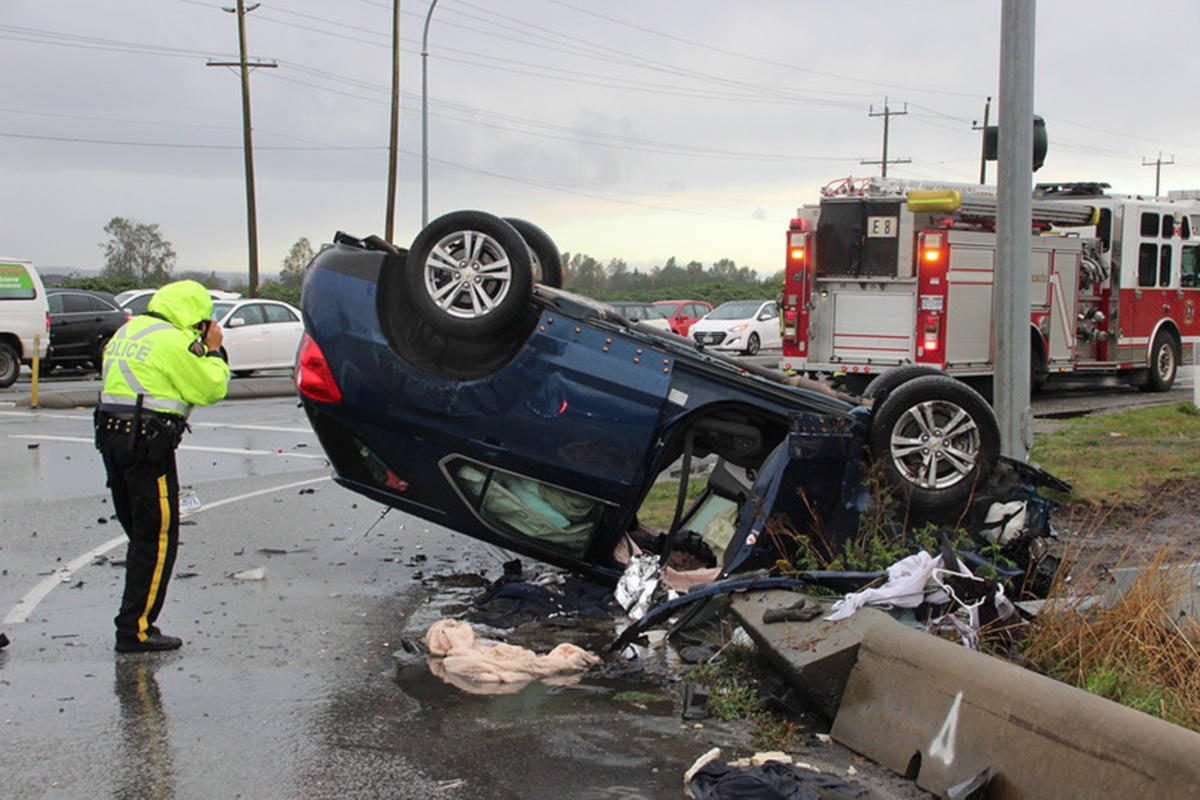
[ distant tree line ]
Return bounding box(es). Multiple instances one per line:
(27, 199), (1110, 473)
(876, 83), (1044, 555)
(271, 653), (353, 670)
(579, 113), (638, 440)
(56, 216), (308, 307)
(562, 252), (784, 306)
(56, 216), (783, 310)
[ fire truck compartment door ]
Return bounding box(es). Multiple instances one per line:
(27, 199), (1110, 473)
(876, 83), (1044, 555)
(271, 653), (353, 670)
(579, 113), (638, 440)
(945, 243), (996, 366)
(828, 289), (915, 363)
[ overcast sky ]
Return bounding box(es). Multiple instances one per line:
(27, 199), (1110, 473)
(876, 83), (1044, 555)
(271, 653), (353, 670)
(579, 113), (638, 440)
(4, 1), (1199, 281)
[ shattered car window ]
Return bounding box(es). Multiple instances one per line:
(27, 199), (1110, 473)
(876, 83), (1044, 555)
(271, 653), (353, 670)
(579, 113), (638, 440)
(448, 458), (604, 556)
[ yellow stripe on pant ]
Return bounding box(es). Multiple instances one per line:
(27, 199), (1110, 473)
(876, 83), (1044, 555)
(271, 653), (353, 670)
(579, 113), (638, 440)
(136, 473), (172, 642)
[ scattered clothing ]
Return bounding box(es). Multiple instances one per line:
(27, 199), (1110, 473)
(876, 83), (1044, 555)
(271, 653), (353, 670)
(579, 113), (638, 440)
(424, 618), (600, 694)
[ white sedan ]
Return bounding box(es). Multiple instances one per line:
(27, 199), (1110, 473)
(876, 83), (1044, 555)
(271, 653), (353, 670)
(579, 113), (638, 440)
(689, 299), (781, 356)
(211, 298), (304, 377)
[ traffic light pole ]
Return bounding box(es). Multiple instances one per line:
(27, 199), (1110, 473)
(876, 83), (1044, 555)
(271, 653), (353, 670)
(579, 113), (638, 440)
(994, 0), (1036, 462)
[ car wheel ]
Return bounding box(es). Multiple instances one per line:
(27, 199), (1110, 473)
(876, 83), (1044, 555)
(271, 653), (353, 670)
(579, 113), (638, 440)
(869, 374), (999, 519)
(0, 342), (18, 388)
(1141, 330), (1178, 392)
(404, 211), (534, 337)
(862, 364), (946, 404)
(233, 370), (255, 378)
(503, 217), (563, 288)
(743, 333), (760, 356)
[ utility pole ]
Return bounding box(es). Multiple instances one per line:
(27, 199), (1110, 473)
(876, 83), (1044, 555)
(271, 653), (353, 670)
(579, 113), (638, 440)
(384, 0), (401, 243)
(972, 96), (992, 185)
(861, 97), (910, 178)
(207, 1), (275, 298)
(1142, 152), (1175, 197)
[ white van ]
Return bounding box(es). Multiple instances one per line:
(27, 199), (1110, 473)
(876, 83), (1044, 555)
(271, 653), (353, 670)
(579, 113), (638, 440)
(0, 259), (50, 388)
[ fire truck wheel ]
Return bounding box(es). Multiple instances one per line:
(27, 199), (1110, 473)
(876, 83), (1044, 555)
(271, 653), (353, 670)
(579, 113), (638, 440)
(1142, 330), (1179, 393)
(862, 364), (946, 404)
(503, 217), (564, 288)
(405, 211), (534, 338)
(869, 374), (1000, 519)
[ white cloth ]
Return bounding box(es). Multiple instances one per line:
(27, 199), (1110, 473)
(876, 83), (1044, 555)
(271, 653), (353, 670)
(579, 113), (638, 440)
(824, 551), (942, 621)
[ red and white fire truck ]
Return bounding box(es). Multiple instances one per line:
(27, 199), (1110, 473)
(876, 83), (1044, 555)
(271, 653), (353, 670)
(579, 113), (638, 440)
(778, 176), (1200, 396)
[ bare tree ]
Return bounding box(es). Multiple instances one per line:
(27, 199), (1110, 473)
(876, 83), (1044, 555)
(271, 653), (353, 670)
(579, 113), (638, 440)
(101, 217), (176, 284)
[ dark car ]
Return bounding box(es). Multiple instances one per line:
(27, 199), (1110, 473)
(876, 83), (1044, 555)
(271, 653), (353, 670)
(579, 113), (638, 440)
(294, 212), (1015, 587)
(43, 288), (129, 373)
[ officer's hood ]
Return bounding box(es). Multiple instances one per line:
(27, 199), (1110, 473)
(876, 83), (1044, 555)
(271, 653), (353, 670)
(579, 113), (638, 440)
(146, 280), (214, 330)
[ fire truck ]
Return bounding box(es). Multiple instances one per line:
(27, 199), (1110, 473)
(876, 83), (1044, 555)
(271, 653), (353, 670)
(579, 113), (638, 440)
(778, 176), (1200, 396)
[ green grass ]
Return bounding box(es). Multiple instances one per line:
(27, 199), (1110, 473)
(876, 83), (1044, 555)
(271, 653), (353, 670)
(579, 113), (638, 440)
(636, 479), (706, 530)
(1030, 403), (1200, 504)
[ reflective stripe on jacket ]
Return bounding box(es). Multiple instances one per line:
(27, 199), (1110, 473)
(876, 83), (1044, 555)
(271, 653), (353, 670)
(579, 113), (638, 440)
(100, 281), (230, 416)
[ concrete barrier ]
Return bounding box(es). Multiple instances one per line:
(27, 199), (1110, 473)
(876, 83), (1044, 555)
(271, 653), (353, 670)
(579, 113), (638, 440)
(732, 589), (1200, 798)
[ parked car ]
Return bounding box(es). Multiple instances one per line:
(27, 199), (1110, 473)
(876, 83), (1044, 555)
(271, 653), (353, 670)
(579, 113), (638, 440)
(293, 212), (1023, 589)
(210, 298), (305, 377)
(690, 299), (782, 356)
(0, 258), (50, 387)
(43, 288), (129, 373)
(117, 287), (241, 316)
(607, 301), (672, 331)
(653, 299), (712, 337)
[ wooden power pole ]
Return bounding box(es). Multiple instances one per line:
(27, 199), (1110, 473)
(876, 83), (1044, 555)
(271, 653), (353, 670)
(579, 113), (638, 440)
(207, 1), (276, 297)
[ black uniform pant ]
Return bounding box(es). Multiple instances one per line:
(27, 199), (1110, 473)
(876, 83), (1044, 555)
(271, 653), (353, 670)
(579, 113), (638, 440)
(101, 438), (180, 644)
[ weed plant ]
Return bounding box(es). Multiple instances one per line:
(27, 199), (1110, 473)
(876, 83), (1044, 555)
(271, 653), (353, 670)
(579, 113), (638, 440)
(1021, 542), (1200, 732)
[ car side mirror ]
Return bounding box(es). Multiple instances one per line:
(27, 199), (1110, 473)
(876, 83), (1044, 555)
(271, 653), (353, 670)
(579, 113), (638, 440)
(227, 317), (246, 328)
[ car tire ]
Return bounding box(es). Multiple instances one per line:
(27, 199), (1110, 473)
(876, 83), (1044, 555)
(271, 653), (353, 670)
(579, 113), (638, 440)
(0, 342), (18, 388)
(503, 217), (563, 288)
(869, 374), (999, 519)
(743, 333), (760, 356)
(1141, 330), (1178, 392)
(233, 370), (255, 378)
(405, 211), (534, 338)
(862, 364), (946, 404)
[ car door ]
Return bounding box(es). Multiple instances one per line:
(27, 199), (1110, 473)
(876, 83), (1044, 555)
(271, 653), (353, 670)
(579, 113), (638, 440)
(261, 302), (304, 366)
(222, 302), (268, 369)
(48, 292), (93, 360)
(758, 301), (783, 349)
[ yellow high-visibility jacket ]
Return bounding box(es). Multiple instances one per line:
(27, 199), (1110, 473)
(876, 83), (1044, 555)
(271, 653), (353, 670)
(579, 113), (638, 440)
(100, 280), (230, 417)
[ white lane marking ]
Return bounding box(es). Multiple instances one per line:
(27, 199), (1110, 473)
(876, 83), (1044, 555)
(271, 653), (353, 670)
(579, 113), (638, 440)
(3, 474), (332, 625)
(9, 434), (327, 460)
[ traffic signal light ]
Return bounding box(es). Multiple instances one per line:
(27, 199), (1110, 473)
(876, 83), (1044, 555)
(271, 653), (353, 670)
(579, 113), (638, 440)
(984, 115), (1048, 172)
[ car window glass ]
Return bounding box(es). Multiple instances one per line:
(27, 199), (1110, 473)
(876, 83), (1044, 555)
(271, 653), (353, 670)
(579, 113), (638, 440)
(63, 293), (91, 313)
(88, 295), (113, 312)
(47, 293), (64, 313)
(263, 304), (297, 324)
(231, 304), (265, 326)
(448, 459), (601, 557)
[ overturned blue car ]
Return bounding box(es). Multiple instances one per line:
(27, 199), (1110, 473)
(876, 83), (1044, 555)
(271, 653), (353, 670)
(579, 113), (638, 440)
(295, 211), (1051, 591)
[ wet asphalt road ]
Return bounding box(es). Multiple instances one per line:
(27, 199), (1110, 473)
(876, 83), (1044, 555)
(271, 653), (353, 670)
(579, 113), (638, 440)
(2, 365), (1190, 799)
(0, 384), (772, 800)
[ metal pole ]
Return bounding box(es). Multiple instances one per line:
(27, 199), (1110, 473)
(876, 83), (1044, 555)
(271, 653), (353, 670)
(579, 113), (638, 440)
(994, 0), (1036, 461)
(421, 0), (440, 227)
(384, 1), (401, 242)
(234, 0), (261, 297)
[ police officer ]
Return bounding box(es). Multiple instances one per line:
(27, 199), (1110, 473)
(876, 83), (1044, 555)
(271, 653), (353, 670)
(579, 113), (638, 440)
(95, 280), (230, 653)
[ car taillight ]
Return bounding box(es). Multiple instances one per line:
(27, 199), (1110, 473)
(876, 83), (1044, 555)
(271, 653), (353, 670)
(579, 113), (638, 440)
(295, 334), (342, 403)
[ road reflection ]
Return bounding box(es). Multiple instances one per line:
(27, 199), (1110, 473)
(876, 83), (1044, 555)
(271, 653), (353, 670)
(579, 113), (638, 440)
(113, 658), (177, 800)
